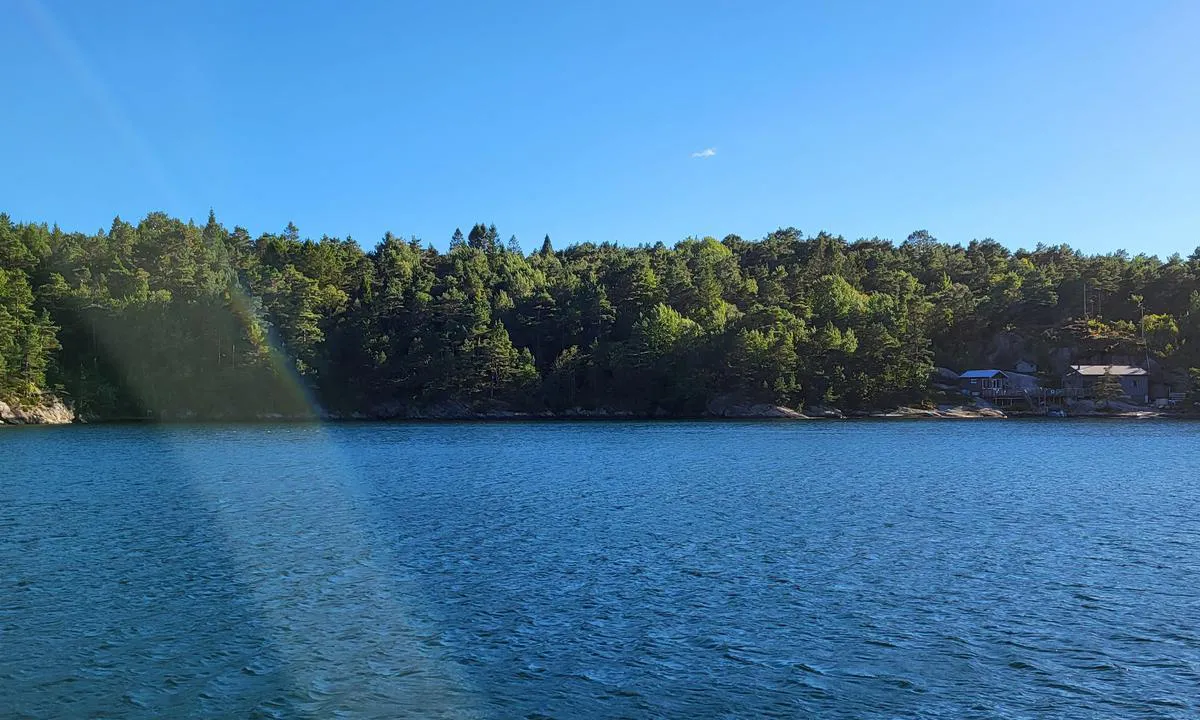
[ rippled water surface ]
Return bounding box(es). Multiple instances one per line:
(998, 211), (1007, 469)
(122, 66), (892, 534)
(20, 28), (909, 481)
(3, 421), (1200, 718)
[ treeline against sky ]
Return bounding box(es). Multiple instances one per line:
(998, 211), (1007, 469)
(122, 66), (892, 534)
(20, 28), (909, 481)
(2, 211), (1199, 417)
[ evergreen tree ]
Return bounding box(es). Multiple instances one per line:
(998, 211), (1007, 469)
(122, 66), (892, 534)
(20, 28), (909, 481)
(1093, 369), (1125, 407)
(7, 209), (1200, 418)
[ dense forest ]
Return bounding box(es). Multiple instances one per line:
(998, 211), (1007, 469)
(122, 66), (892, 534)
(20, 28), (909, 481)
(2, 210), (1199, 420)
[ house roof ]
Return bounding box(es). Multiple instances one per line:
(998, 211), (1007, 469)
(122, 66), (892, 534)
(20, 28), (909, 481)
(959, 369), (1004, 379)
(1069, 364), (1148, 377)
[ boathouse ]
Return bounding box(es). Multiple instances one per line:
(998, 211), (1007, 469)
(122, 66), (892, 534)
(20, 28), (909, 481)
(1063, 365), (1149, 403)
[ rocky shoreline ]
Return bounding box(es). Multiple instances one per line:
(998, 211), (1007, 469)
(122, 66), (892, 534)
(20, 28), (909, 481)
(3, 395), (1189, 426)
(0, 403), (1022, 423)
(0, 398), (76, 426)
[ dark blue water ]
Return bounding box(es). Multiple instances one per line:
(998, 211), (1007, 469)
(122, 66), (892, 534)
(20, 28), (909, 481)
(3, 421), (1200, 718)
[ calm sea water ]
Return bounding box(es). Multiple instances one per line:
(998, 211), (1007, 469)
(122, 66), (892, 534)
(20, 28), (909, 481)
(3, 421), (1200, 718)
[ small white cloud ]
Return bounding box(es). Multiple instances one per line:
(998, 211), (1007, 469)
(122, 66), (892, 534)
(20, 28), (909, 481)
(691, 147), (716, 158)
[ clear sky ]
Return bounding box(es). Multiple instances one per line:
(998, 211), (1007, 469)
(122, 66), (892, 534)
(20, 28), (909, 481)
(3, 0), (1198, 255)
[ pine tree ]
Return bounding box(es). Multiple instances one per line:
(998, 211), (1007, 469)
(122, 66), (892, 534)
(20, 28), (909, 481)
(467, 223), (488, 251)
(1093, 369), (1125, 407)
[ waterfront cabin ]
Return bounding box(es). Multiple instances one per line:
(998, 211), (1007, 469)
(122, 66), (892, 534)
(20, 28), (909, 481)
(958, 369), (1039, 398)
(1062, 365), (1149, 403)
(1014, 359), (1038, 374)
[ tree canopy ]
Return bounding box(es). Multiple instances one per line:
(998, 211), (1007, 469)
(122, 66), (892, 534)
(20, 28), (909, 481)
(3, 211), (1200, 417)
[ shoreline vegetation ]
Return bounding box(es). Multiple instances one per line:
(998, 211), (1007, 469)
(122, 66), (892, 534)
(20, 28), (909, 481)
(4, 211), (1200, 425)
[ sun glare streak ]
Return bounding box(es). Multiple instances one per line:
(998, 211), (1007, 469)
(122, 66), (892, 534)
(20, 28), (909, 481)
(162, 427), (481, 716)
(19, 0), (181, 209)
(3, 7), (412, 690)
(223, 287), (322, 420)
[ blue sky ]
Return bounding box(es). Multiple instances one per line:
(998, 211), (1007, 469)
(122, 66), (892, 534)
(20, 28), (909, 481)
(4, 0), (1198, 255)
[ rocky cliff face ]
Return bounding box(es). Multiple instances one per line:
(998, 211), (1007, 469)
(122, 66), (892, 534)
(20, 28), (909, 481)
(0, 398), (75, 425)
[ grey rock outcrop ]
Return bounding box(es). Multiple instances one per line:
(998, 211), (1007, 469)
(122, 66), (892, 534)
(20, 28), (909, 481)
(0, 398), (75, 425)
(706, 395), (806, 419)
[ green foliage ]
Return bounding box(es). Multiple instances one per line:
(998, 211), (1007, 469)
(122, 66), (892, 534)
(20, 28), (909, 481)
(1187, 368), (1200, 406)
(0, 265), (58, 401)
(1142, 313), (1179, 355)
(1093, 369), (1126, 406)
(6, 211), (1200, 416)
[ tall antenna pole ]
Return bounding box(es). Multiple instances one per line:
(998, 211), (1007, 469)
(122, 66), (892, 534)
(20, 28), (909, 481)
(1143, 299), (1150, 403)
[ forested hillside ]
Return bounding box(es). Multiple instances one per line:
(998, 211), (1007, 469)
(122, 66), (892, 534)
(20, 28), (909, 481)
(2, 211), (1199, 419)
